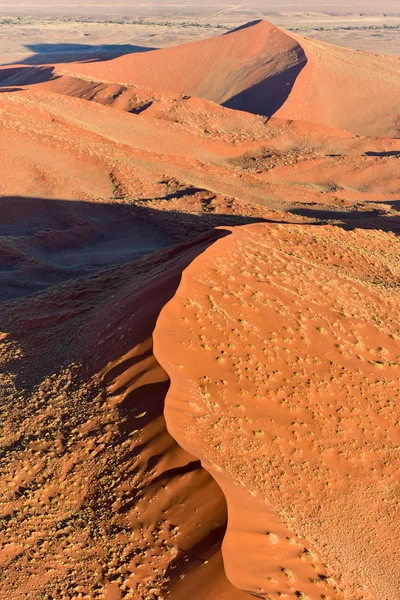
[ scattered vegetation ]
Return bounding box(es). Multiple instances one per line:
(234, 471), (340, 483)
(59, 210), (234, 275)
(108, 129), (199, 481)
(0, 16), (231, 29)
(288, 24), (400, 32)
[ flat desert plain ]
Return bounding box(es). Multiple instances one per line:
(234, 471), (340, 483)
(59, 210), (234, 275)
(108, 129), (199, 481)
(0, 0), (400, 65)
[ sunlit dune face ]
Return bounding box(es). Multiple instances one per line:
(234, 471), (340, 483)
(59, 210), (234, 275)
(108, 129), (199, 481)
(155, 223), (400, 600)
(1, 15), (400, 599)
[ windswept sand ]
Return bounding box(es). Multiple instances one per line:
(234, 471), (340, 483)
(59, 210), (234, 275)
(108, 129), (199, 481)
(154, 223), (400, 600)
(0, 17), (399, 600)
(0, 229), (249, 599)
(1, 56), (399, 302)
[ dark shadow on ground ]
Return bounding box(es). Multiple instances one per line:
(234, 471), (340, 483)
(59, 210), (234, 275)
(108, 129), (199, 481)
(2, 196), (399, 303)
(365, 199), (400, 212)
(0, 65), (59, 87)
(223, 54), (307, 118)
(0, 87), (23, 92)
(290, 204), (400, 235)
(1, 193), (399, 598)
(223, 19), (263, 35)
(130, 100), (153, 114)
(365, 150), (400, 157)
(0, 195), (235, 598)
(166, 524), (227, 577)
(0, 196), (274, 302)
(7, 42), (156, 66)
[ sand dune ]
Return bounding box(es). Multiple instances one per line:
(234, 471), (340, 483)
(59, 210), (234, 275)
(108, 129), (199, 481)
(0, 197), (178, 301)
(0, 228), (251, 599)
(60, 21), (306, 120)
(1, 18), (400, 600)
(154, 223), (400, 599)
(62, 19), (400, 137)
(1, 71), (398, 304)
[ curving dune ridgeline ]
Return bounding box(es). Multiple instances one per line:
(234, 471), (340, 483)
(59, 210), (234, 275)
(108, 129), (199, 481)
(154, 223), (400, 600)
(1, 16), (400, 600)
(62, 19), (400, 137)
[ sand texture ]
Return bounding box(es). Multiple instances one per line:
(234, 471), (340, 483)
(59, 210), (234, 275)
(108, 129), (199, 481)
(0, 18), (399, 600)
(61, 20), (400, 137)
(154, 223), (400, 599)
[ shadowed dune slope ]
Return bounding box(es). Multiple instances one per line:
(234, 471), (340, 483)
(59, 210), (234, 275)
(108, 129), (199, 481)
(60, 19), (400, 137)
(280, 34), (400, 138)
(154, 223), (400, 600)
(0, 74), (400, 301)
(0, 197), (178, 301)
(0, 227), (252, 599)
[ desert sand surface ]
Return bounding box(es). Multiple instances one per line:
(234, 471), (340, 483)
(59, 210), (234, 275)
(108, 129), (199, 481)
(154, 223), (400, 600)
(0, 13), (400, 600)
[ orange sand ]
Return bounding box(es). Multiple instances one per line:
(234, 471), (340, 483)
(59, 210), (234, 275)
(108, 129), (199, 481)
(154, 223), (400, 600)
(60, 20), (400, 137)
(0, 18), (399, 600)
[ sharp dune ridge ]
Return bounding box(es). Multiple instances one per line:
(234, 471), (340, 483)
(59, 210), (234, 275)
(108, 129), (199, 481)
(59, 19), (308, 122)
(52, 19), (400, 137)
(0, 17), (400, 600)
(153, 223), (400, 600)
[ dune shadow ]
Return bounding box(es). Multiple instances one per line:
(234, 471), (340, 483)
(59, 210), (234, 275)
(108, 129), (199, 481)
(0, 231), (232, 595)
(0, 87), (23, 92)
(0, 65), (59, 88)
(223, 19), (263, 35)
(290, 204), (400, 236)
(365, 150), (400, 157)
(167, 524), (227, 574)
(363, 199), (400, 212)
(2, 195), (399, 303)
(130, 100), (153, 114)
(223, 59), (306, 118)
(7, 42), (156, 66)
(0, 196), (275, 303)
(2, 191), (399, 596)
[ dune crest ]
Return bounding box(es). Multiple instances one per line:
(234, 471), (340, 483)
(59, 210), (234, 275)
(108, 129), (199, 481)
(62, 19), (400, 137)
(1, 14), (400, 598)
(277, 34), (400, 137)
(60, 20), (306, 121)
(154, 223), (400, 599)
(0, 227), (251, 598)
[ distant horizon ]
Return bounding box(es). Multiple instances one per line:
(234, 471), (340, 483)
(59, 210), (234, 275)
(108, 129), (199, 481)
(1, 0), (400, 17)
(1, 0), (400, 66)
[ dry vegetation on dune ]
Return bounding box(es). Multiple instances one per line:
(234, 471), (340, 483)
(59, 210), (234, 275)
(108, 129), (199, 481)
(0, 15), (400, 600)
(1, 230), (248, 600)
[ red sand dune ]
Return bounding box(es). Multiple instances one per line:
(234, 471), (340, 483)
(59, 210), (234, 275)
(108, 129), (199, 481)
(62, 20), (400, 137)
(0, 18), (400, 600)
(154, 223), (400, 599)
(61, 21), (306, 121)
(1, 70), (398, 302)
(0, 229), (249, 599)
